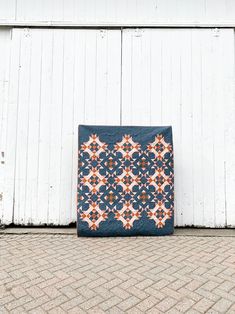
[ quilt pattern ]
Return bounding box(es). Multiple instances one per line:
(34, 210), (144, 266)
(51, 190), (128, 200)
(77, 125), (174, 236)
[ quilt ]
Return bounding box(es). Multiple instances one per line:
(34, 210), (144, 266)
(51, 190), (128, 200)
(77, 125), (174, 236)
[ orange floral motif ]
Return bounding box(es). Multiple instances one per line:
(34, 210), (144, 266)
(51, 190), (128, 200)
(78, 133), (173, 231)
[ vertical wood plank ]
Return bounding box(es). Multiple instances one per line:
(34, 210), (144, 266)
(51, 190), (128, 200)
(122, 29), (151, 125)
(103, 30), (121, 124)
(224, 30), (235, 227)
(47, 29), (64, 225)
(179, 30), (194, 226)
(0, 29), (11, 225)
(162, 30), (183, 227)
(149, 30), (163, 126)
(130, 29), (151, 125)
(95, 30), (110, 123)
(59, 29), (75, 225)
(4, 29), (21, 225)
(191, 30), (204, 227)
(84, 30), (121, 125)
(14, 28), (32, 224)
(121, 29), (133, 125)
(70, 30), (86, 223)
(84, 31), (97, 124)
(200, 30), (216, 227)
(211, 29), (227, 227)
(36, 30), (53, 224)
(24, 29), (42, 225)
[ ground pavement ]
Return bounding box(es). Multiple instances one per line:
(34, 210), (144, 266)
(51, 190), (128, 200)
(1, 228), (235, 313)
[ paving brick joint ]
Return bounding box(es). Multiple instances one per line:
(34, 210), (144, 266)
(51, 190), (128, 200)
(1, 232), (235, 313)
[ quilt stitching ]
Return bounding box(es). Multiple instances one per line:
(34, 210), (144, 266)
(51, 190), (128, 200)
(78, 133), (174, 231)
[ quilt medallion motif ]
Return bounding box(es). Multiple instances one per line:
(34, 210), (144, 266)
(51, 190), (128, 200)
(77, 125), (174, 236)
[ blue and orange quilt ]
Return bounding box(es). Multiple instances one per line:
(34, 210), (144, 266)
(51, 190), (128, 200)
(77, 125), (174, 236)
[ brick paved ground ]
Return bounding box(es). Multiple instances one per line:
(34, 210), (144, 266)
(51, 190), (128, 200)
(1, 232), (235, 313)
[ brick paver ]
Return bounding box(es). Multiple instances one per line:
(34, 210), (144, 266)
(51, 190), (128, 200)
(1, 233), (235, 313)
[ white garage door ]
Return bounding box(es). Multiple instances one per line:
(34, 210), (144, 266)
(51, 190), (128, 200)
(1, 28), (235, 227)
(121, 28), (235, 228)
(1, 28), (121, 225)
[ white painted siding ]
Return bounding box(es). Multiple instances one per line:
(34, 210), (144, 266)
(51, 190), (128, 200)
(0, 28), (11, 225)
(1, 0), (235, 27)
(1, 27), (235, 227)
(122, 28), (235, 227)
(1, 28), (121, 225)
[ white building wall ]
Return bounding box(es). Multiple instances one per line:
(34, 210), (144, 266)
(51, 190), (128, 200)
(0, 27), (235, 227)
(1, 0), (235, 27)
(0, 0), (235, 227)
(122, 28), (235, 228)
(0, 28), (11, 225)
(1, 28), (121, 226)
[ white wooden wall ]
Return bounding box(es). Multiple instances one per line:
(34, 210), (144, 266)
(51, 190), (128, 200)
(122, 28), (235, 228)
(0, 28), (121, 225)
(1, 0), (235, 27)
(0, 28), (11, 225)
(0, 27), (235, 227)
